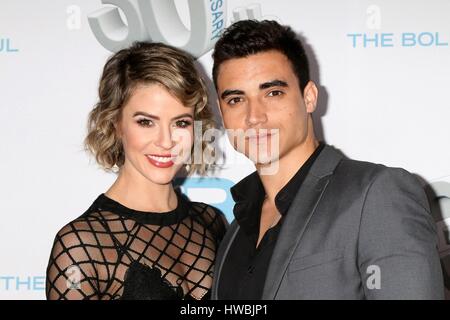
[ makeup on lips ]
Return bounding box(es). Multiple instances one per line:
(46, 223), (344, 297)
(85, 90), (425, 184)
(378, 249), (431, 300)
(146, 154), (176, 168)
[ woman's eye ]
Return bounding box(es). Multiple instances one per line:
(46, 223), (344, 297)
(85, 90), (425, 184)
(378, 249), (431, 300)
(175, 120), (192, 128)
(267, 90), (283, 97)
(137, 119), (153, 127)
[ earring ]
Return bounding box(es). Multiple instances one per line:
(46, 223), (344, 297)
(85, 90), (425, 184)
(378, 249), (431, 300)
(111, 164), (120, 173)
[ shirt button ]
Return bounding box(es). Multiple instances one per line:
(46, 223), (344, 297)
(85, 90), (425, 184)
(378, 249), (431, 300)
(247, 265), (255, 274)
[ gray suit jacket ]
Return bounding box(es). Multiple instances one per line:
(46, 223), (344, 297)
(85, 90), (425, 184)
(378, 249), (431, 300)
(212, 145), (444, 299)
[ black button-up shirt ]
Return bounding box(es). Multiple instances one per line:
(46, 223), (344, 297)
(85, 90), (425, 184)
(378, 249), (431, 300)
(218, 143), (324, 299)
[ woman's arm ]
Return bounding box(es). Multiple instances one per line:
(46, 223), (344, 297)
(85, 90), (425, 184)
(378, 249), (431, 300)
(46, 220), (101, 300)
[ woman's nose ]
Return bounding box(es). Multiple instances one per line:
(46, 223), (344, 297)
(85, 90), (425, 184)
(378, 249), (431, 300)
(155, 126), (175, 150)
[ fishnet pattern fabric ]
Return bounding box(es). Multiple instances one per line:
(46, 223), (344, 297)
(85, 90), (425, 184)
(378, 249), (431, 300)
(46, 193), (226, 300)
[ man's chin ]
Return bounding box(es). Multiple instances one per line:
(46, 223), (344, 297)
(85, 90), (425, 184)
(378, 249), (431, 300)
(245, 152), (279, 164)
(246, 155), (280, 176)
(255, 160), (280, 176)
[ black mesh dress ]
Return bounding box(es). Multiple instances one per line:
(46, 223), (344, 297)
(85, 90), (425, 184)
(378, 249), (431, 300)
(46, 190), (227, 300)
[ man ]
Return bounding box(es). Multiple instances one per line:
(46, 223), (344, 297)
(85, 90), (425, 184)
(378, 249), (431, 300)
(210, 20), (443, 299)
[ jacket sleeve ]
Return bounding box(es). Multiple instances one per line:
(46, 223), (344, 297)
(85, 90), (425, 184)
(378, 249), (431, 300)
(357, 167), (444, 299)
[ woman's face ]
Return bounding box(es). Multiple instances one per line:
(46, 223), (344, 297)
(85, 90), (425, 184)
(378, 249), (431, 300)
(118, 84), (194, 185)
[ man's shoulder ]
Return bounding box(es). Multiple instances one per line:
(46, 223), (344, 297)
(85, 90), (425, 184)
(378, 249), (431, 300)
(337, 156), (415, 182)
(326, 148), (421, 195)
(319, 144), (384, 183)
(337, 156), (386, 177)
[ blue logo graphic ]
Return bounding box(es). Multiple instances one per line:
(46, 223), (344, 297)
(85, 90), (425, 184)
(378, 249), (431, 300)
(347, 32), (449, 48)
(0, 276), (45, 291)
(88, 0), (227, 58)
(210, 0), (225, 41)
(175, 177), (236, 222)
(0, 38), (19, 53)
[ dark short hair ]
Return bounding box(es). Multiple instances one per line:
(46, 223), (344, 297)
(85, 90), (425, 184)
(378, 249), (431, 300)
(212, 20), (310, 93)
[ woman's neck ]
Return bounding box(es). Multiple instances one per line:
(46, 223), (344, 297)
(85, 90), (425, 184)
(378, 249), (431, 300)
(105, 164), (177, 213)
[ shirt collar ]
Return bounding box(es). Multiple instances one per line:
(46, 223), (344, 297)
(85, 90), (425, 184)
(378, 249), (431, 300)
(275, 142), (325, 215)
(230, 142), (325, 234)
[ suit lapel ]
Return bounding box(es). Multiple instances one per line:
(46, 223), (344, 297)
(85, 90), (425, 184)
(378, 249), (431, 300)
(262, 145), (344, 299)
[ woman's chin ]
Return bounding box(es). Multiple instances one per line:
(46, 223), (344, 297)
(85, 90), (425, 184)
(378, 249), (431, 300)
(146, 173), (176, 186)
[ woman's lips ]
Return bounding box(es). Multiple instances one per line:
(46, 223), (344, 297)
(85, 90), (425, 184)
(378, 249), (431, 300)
(146, 154), (175, 168)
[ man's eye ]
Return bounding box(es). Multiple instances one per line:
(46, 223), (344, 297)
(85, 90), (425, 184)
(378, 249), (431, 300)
(175, 120), (192, 128)
(227, 97), (242, 106)
(267, 90), (283, 97)
(137, 119), (153, 127)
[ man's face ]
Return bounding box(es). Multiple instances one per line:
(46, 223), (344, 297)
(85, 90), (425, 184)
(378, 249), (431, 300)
(216, 50), (317, 167)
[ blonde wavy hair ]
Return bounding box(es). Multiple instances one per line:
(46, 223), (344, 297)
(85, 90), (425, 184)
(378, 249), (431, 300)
(85, 42), (215, 175)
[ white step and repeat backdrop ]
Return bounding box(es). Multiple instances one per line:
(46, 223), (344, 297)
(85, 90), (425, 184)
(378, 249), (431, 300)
(0, 0), (449, 299)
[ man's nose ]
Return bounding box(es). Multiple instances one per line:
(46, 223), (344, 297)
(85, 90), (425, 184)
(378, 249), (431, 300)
(245, 99), (268, 127)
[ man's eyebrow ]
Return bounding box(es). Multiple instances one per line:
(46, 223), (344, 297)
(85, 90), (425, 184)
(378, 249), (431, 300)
(220, 80), (288, 99)
(259, 79), (288, 90)
(220, 89), (244, 100)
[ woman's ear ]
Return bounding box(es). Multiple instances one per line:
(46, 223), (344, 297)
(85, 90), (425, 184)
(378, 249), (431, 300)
(303, 81), (319, 114)
(114, 114), (123, 138)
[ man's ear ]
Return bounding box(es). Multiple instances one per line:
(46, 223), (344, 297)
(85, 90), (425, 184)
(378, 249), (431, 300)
(303, 81), (319, 114)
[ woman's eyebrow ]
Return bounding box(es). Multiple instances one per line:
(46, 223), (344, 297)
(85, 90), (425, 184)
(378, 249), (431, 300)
(132, 111), (193, 120)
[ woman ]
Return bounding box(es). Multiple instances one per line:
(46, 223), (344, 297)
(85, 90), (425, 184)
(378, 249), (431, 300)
(46, 42), (227, 300)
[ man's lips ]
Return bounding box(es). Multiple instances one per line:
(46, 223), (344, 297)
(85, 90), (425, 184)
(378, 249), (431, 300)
(245, 132), (276, 143)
